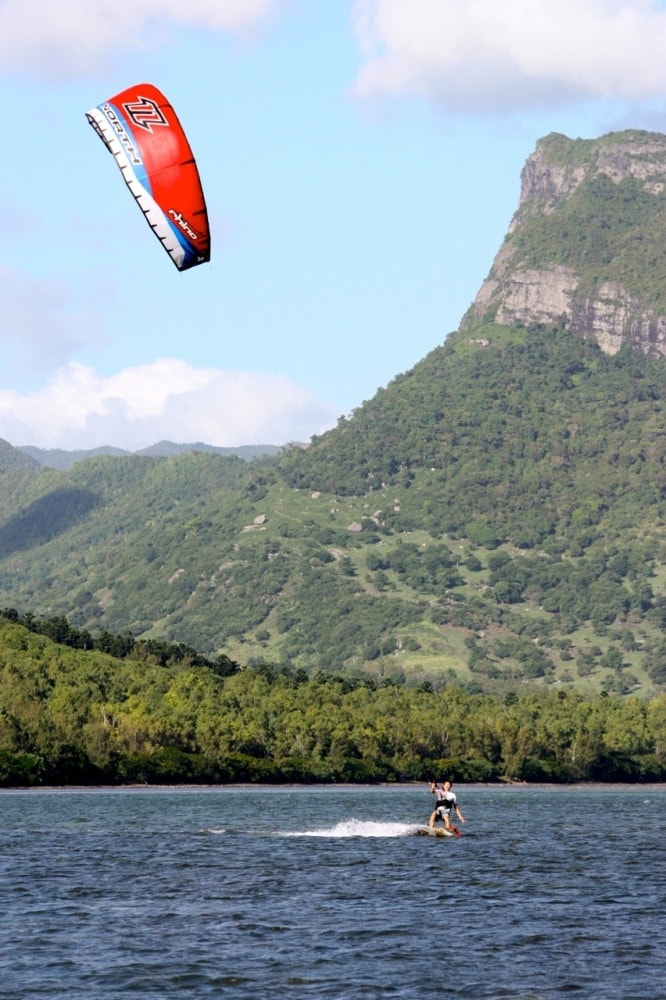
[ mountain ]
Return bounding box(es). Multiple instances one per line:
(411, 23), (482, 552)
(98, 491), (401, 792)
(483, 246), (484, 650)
(463, 130), (666, 356)
(0, 438), (39, 471)
(18, 441), (283, 471)
(0, 130), (664, 698)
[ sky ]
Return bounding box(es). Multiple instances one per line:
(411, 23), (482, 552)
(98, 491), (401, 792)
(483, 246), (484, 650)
(2, 0), (666, 451)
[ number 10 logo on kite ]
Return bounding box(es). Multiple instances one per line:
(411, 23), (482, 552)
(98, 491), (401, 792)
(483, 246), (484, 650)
(86, 83), (211, 271)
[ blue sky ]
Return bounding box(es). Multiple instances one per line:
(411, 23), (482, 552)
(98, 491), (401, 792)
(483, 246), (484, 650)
(2, 0), (666, 450)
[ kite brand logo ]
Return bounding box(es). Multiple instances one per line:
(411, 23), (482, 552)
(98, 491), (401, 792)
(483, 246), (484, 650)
(123, 96), (169, 132)
(169, 209), (199, 240)
(103, 103), (142, 165)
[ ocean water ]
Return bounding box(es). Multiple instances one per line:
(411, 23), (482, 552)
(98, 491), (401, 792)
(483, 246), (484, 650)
(0, 784), (663, 999)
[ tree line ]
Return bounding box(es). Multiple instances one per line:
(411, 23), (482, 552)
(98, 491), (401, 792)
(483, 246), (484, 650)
(1, 614), (664, 787)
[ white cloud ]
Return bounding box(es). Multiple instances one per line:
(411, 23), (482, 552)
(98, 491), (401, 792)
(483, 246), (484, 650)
(0, 0), (287, 77)
(0, 359), (336, 450)
(352, 0), (666, 113)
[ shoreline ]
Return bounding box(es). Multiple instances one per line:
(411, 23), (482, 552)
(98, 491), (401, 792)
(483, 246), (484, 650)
(2, 780), (665, 793)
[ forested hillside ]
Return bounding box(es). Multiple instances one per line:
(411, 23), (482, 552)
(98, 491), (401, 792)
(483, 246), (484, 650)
(1, 615), (664, 786)
(0, 131), (665, 699)
(0, 323), (663, 698)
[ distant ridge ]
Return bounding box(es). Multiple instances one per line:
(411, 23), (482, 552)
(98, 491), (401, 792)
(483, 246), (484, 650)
(0, 438), (40, 471)
(18, 441), (284, 471)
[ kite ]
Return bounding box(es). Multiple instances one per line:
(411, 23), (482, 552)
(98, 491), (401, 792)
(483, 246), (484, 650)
(86, 83), (210, 271)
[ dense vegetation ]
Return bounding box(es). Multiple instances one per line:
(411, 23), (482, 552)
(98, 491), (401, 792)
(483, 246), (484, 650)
(1, 132), (665, 711)
(282, 323), (665, 528)
(1, 617), (664, 787)
(0, 323), (664, 696)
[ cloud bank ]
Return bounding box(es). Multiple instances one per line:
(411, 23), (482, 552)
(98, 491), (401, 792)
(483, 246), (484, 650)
(0, 359), (336, 450)
(0, 0), (287, 76)
(353, 0), (666, 113)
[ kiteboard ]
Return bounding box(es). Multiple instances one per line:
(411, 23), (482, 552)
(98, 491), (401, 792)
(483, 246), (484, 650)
(414, 826), (460, 838)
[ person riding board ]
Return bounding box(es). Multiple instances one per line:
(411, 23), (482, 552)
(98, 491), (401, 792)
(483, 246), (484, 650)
(429, 780), (465, 836)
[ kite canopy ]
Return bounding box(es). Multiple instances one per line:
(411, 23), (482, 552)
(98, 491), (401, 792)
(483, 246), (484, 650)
(86, 83), (210, 271)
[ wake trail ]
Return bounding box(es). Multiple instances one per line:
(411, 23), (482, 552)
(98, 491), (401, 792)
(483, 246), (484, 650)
(283, 818), (422, 838)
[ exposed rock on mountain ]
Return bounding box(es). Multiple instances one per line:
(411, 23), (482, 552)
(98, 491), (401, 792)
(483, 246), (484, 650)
(463, 130), (666, 356)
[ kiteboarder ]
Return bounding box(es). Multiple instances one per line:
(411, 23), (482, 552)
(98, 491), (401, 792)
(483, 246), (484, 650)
(429, 780), (465, 835)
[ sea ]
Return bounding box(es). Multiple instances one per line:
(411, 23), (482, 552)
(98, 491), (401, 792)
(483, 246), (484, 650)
(0, 784), (663, 999)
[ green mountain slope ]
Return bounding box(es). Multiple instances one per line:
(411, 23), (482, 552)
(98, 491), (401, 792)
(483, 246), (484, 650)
(0, 438), (39, 471)
(0, 323), (663, 696)
(0, 130), (665, 697)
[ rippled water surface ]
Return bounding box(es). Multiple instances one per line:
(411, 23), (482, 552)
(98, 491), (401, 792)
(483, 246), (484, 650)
(1, 785), (664, 998)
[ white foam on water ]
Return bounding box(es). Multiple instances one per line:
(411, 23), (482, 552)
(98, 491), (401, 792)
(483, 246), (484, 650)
(284, 818), (420, 838)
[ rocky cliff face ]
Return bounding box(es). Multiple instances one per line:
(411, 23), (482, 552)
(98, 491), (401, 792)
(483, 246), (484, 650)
(462, 130), (666, 356)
